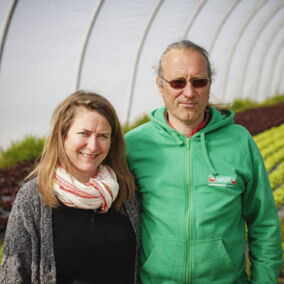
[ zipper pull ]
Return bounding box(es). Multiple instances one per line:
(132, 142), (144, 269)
(186, 138), (191, 149)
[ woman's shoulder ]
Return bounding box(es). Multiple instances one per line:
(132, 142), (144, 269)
(5, 178), (46, 235)
(17, 177), (38, 195)
(13, 178), (41, 209)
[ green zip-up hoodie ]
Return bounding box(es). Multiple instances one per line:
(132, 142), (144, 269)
(126, 107), (282, 284)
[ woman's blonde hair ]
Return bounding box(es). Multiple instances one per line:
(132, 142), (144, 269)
(29, 90), (135, 213)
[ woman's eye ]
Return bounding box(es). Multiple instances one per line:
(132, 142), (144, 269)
(99, 134), (109, 139)
(78, 132), (87, 136)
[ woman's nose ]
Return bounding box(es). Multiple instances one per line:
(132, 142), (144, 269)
(87, 137), (98, 152)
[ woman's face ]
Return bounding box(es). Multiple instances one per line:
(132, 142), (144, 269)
(63, 107), (112, 183)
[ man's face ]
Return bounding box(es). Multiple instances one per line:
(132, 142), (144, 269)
(157, 48), (210, 129)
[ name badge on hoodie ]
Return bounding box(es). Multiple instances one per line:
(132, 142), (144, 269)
(208, 176), (236, 187)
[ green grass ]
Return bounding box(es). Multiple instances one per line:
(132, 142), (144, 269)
(0, 135), (45, 169)
(122, 114), (150, 134)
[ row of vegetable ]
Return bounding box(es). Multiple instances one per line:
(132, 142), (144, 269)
(254, 123), (284, 209)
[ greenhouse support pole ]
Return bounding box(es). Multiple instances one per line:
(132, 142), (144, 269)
(221, 0), (267, 100)
(75, 0), (104, 90)
(125, 0), (164, 124)
(0, 0), (18, 76)
(239, 2), (284, 99)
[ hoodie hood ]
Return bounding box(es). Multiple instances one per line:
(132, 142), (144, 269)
(150, 106), (235, 176)
(150, 106), (235, 140)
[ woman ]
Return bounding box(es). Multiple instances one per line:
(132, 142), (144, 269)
(0, 90), (140, 284)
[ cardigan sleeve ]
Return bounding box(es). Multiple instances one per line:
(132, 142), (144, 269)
(124, 191), (141, 284)
(0, 181), (39, 283)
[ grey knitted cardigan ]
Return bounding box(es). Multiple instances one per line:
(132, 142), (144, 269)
(0, 178), (140, 283)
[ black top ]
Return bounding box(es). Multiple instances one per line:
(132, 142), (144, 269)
(52, 204), (136, 284)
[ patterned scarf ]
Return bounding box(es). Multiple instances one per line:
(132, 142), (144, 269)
(54, 165), (119, 213)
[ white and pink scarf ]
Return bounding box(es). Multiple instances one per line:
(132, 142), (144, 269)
(54, 165), (119, 213)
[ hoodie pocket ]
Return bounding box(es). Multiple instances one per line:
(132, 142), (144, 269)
(142, 239), (184, 281)
(191, 238), (236, 283)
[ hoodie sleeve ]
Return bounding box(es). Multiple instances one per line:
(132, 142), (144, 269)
(242, 137), (282, 284)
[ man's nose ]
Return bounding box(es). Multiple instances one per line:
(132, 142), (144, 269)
(182, 82), (196, 99)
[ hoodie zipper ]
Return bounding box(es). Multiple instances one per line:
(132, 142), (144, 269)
(185, 138), (192, 283)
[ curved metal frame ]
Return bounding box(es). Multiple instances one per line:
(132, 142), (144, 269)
(208, 0), (241, 55)
(221, 0), (268, 99)
(255, 21), (284, 99)
(275, 43), (284, 94)
(75, 0), (104, 90)
(260, 28), (284, 99)
(125, 0), (164, 123)
(271, 33), (284, 96)
(273, 39), (284, 95)
(239, 2), (284, 99)
(0, 0), (18, 76)
(182, 0), (208, 39)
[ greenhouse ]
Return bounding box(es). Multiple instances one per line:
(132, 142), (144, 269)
(0, 0), (284, 282)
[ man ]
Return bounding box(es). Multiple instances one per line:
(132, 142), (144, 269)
(125, 40), (282, 283)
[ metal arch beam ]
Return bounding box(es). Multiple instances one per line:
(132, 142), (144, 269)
(182, 0), (208, 39)
(239, 2), (284, 99)
(221, 0), (268, 100)
(124, 0), (164, 124)
(75, 0), (104, 90)
(270, 33), (284, 96)
(262, 29), (284, 99)
(273, 39), (284, 95)
(0, 0), (18, 76)
(208, 0), (241, 55)
(267, 34), (284, 97)
(255, 21), (284, 100)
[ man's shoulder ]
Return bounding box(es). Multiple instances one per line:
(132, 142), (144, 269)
(229, 123), (255, 141)
(225, 122), (251, 134)
(125, 121), (157, 156)
(214, 123), (259, 156)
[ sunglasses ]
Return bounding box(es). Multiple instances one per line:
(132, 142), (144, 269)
(160, 76), (209, 89)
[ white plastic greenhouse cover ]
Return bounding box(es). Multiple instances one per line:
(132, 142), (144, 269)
(0, 0), (284, 149)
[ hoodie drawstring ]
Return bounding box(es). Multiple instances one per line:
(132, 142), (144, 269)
(200, 133), (218, 176)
